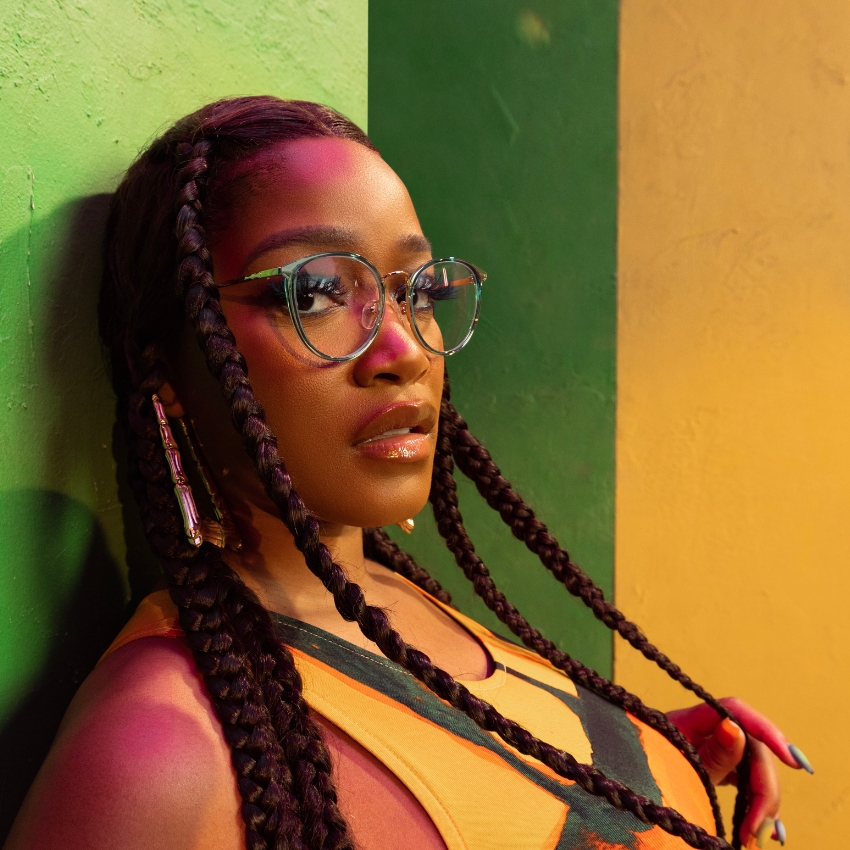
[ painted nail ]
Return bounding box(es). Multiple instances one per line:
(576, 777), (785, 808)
(753, 818), (775, 848)
(789, 743), (814, 773)
(716, 718), (743, 749)
(773, 818), (786, 846)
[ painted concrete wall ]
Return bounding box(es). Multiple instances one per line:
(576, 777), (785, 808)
(0, 0), (366, 835)
(369, 0), (619, 676)
(617, 1), (850, 844)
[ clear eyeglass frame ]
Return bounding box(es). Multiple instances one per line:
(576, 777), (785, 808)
(215, 251), (486, 362)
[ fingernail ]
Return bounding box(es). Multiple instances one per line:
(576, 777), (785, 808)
(789, 743), (814, 773)
(773, 818), (786, 846)
(753, 817), (774, 848)
(716, 718), (743, 749)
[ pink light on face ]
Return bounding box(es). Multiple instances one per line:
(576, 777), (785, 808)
(231, 138), (415, 233)
(282, 136), (359, 183)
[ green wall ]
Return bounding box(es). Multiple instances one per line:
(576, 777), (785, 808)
(369, 1), (618, 675)
(0, 0), (366, 835)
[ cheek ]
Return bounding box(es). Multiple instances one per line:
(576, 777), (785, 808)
(227, 309), (341, 450)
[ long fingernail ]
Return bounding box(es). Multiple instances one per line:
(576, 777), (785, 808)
(789, 743), (814, 773)
(773, 819), (786, 846)
(753, 818), (774, 848)
(716, 718), (743, 748)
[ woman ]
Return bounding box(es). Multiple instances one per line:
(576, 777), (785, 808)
(5, 97), (808, 850)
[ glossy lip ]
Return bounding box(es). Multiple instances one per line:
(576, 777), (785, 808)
(352, 401), (438, 456)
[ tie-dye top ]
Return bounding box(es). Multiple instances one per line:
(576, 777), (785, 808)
(102, 580), (716, 850)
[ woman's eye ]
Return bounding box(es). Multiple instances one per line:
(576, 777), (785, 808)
(411, 272), (457, 311)
(286, 274), (349, 315)
(410, 287), (433, 311)
(296, 289), (336, 313)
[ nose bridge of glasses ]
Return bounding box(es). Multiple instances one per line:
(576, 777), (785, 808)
(381, 269), (413, 316)
(364, 269), (418, 345)
(354, 269), (411, 335)
(381, 269), (411, 296)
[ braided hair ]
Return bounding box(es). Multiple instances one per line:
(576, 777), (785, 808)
(100, 96), (749, 850)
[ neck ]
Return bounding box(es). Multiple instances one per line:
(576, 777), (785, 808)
(223, 499), (368, 622)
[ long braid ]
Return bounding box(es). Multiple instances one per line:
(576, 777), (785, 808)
(172, 139), (352, 850)
(428, 381), (727, 837)
(363, 527), (453, 605)
(123, 358), (307, 850)
(449, 399), (717, 702)
(220, 588), (351, 850)
(441, 384), (751, 847)
(128, 361), (350, 850)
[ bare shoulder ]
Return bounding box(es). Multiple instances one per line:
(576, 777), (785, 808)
(4, 637), (243, 850)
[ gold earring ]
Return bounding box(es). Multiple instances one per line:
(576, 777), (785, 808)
(151, 394), (241, 551)
(396, 518), (415, 534)
(178, 416), (242, 552)
(152, 394), (205, 547)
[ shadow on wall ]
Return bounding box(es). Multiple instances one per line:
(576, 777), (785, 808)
(0, 196), (161, 839)
(0, 491), (126, 839)
(39, 194), (162, 603)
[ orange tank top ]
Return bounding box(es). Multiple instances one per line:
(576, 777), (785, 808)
(102, 581), (715, 850)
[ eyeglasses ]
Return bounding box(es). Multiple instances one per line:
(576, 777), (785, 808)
(215, 252), (485, 362)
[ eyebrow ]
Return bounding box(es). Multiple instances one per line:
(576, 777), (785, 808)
(239, 225), (433, 275)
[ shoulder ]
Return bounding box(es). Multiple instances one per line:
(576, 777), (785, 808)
(5, 637), (242, 850)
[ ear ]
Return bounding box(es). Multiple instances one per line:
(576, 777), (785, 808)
(157, 380), (186, 419)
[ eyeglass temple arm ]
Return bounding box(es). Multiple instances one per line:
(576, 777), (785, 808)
(215, 267), (287, 289)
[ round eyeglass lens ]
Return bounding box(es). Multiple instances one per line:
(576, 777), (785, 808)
(409, 260), (481, 354)
(291, 255), (382, 359)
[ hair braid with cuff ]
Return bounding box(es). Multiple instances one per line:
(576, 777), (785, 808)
(171, 136), (353, 850)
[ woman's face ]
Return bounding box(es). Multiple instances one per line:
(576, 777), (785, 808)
(173, 137), (444, 529)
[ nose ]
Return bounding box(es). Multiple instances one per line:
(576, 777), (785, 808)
(351, 277), (431, 387)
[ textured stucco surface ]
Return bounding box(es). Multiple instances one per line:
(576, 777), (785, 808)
(0, 0), (366, 832)
(617, 1), (850, 843)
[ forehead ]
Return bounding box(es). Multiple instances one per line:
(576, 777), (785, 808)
(225, 137), (415, 224)
(211, 138), (424, 277)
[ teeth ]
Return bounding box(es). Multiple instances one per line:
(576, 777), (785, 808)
(364, 427), (414, 443)
(379, 428), (412, 438)
(359, 426), (422, 445)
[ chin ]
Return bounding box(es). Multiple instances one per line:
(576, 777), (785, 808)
(306, 486), (431, 530)
(325, 499), (430, 530)
(294, 460), (434, 529)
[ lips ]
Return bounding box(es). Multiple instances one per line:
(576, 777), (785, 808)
(352, 402), (437, 451)
(353, 402), (437, 445)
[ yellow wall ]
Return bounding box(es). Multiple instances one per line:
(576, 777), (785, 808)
(617, 1), (850, 844)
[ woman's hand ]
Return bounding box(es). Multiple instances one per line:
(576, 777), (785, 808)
(666, 697), (812, 848)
